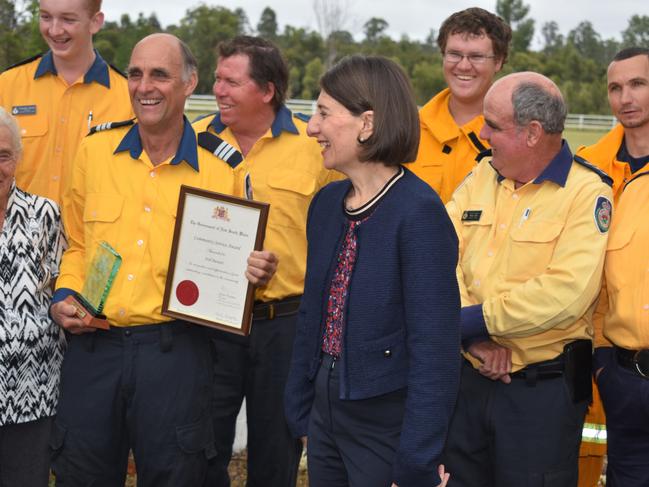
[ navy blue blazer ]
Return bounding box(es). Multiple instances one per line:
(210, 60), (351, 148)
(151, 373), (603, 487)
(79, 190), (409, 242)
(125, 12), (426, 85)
(284, 168), (461, 487)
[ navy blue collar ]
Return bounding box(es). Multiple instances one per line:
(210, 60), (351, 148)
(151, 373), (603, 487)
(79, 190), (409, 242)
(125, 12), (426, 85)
(496, 140), (572, 187)
(617, 137), (649, 174)
(208, 105), (299, 137)
(532, 140), (572, 187)
(34, 49), (111, 88)
(114, 117), (199, 171)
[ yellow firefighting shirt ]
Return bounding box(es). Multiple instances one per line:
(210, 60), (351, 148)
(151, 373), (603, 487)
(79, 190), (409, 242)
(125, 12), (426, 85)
(446, 143), (613, 370)
(54, 118), (235, 326)
(409, 88), (488, 203)
(596, 169), (649, 350)
(193, 106), (341, 302)
(577, 124), (636, 201)
(0, 50), (133, 203)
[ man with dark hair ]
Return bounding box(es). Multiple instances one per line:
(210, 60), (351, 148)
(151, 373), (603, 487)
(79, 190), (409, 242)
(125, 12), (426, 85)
(48, 33), (277, 486)
(192, 35), (339, 487)
(444, 72), (613, 486)
(578, 46), (649, 487)
(578, 47), (649, 199)
(409, 7), (511, 203)
(0, 0), (132, 204)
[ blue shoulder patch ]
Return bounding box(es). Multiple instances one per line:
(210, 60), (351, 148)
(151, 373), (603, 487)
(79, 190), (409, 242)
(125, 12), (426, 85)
(573, 155), (613, 187)
(294, 112), (311, 123)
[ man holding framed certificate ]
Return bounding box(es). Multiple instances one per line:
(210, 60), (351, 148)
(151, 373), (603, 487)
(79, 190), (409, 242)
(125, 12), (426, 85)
(48, 34), (277, 487)
(192, 36), (341, 487)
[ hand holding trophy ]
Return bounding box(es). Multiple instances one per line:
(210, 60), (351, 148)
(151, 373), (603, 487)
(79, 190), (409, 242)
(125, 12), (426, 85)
(64, 241), (121, 330)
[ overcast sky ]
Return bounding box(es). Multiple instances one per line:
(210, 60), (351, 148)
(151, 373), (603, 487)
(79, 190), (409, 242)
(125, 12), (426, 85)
(101, 0), (646, 48)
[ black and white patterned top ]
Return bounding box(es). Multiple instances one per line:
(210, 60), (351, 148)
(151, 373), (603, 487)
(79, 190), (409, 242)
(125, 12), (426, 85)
(0, 183), (65, 425)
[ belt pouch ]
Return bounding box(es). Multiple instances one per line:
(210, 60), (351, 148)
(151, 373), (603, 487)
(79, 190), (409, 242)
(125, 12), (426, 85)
(563, 339), (592, 403)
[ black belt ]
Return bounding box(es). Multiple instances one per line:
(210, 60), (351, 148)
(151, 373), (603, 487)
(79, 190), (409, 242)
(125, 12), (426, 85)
(511, 355), (564, 384)
(616, 347), (649, 378)
(253, 295), (301, 321)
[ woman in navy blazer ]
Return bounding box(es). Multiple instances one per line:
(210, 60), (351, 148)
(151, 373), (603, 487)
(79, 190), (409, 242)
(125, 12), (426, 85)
(284, 56), (461, 487)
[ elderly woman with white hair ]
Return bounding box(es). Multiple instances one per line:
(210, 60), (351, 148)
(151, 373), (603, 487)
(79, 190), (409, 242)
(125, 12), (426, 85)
(0, 107), (65, 486)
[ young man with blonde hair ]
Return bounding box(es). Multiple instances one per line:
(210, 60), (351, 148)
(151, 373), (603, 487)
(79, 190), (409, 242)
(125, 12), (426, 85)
(0, 0), (132, 203)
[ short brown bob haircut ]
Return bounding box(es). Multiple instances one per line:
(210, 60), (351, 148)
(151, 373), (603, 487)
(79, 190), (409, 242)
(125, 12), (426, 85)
(437, 7), (512, 65)
(217, 36), (288, 112)
(319, 55), (420, 166)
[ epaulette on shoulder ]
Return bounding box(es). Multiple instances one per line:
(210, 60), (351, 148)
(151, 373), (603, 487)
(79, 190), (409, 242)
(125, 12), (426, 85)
(108, 62), (127, 79)
(193, 111), (217, 124)
(87, 119), (135, 136)
(4, 52), (44, 72)
(573, 155), (613, 187)
(475, 148), (492, 163)
(294, 112), (311, 123)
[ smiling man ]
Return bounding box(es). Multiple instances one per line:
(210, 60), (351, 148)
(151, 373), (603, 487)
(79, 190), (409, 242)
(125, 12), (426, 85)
(0, 0), (132, 204)
(192, 36), (339, 487)
(444, 72), (613, 486)
(409, 8), (511, 203)
(48, 33), (277, 486)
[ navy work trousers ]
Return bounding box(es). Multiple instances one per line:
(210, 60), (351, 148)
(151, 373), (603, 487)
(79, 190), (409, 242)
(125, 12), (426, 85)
(597, 352), (649, 487)
(203, 313), (302, 487)
(442, 360), (588, 487)
(51, 322), (215, 487)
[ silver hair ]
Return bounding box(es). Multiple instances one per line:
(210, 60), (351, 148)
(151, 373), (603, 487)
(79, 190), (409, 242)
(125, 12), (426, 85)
(511, 82), (567, 134)
(0, 107), (22, 160)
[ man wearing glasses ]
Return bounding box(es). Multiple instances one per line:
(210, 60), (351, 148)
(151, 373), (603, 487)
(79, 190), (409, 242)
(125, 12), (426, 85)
(409, 8), (511, 203)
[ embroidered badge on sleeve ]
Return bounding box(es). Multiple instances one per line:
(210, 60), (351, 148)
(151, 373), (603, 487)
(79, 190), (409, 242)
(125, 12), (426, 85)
(594, 196), (612, 234)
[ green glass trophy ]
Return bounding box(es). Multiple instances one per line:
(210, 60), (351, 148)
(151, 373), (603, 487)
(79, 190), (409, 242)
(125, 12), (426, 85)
(64, 241), (122, 329)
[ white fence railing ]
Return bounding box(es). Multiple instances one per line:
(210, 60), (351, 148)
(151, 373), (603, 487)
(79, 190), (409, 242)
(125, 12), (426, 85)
(187, 95), (617, 131)
(565, 114), (617, 131)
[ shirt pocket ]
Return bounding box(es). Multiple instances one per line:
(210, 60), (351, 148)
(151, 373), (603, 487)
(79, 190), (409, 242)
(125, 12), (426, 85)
(266, 171), (317, 231)
(83, 193), (125, 247)
(15, 113), (48, 138)
(507, 220), (563, 281)
(459, 206), (493, 257)
(417, 161), (443, 190)
(605, 221), (635, 291)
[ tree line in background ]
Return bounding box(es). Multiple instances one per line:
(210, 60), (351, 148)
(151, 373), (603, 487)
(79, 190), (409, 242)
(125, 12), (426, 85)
(2, 0), (649, 114)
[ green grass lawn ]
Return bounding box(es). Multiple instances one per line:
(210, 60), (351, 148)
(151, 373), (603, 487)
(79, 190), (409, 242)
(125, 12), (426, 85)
(564, 128), (607, 150)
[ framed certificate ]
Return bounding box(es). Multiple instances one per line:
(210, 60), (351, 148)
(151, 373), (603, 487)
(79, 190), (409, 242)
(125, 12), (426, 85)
(162, 185), (269, 335)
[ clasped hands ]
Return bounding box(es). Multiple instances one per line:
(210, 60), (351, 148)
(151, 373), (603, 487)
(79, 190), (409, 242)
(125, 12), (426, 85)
(466, 339), (512, 384)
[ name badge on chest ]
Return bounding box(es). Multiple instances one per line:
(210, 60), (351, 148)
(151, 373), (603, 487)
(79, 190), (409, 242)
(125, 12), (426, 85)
(12, 105), (37, 116)
(461, 210), (482, 222)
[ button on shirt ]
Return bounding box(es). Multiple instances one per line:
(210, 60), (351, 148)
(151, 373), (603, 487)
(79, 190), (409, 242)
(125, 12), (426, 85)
(193, 107), (341, 302)
(0, 184), (65, 425)
(409, 88), (488, 203)
(54, 118), (235, 326)
(0, 50), (133, 203)
(446, 142), (613, 369)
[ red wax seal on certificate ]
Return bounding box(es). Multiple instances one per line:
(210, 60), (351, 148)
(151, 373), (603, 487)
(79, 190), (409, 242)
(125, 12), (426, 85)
(176, 280), (199, 306)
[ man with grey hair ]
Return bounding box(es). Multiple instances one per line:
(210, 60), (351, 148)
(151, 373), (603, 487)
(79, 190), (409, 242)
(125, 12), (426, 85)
(48, 33), (277, 486)
(443, 72), (613, 486)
